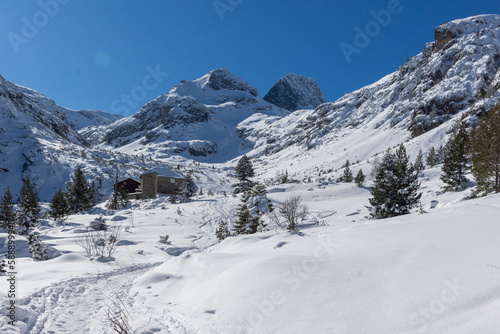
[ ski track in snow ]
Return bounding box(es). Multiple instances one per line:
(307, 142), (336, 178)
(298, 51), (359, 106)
(17, 262), (193, 334)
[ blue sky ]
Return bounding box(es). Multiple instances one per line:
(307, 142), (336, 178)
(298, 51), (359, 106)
(1, 0), (500, 115)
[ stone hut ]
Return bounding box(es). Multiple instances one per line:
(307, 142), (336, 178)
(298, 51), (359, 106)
(139, 168), (184, 199)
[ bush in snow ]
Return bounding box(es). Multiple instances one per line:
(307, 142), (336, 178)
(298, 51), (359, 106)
(77, 223), (122, 260)
(273, 195), (309, 232)
(159, 235), (171, 244)
(90, 215), (107, 231)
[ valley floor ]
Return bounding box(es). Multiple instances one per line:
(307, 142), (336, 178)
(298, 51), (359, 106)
(1, 175), (500, 334)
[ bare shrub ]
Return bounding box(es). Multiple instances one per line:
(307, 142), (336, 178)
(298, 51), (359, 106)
(77, 223), (122, 260)
(272, 195), (309, 232)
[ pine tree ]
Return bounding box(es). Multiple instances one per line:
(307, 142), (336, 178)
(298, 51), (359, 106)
(169, 191), (178, 204)
(0, 187), (15, 230)
(426, 146), (440, 167)
(342, 160), (353, 183)
(354, 169), (365, 187)
(17, 177), (41, 235)
(233, 204), (262, 235)
(440, 122), (470, 192)
(414, 149), (425, 173)
(233, 155), (255, 193)
(368, 145), (421, 219)
(27, 233), (49, 261)
(180, 172), (197, 200)
(117, 186), (130, 208)
(215, 220), (231, 241)
(49, 189), (71, 222)
(470, 103), (500, 194)
(66, 166), (95, 213)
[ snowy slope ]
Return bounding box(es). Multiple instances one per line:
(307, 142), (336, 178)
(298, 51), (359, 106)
(1, 169), (499, 333)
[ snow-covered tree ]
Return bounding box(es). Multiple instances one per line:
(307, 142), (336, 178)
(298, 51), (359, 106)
(441, 122), (469, 192)
(233, 203), (262, 235)
(426, 146), (440, 167)
(49, 189), (71, 222)
(27, 233), (49, 261)
(66, 166), (95, 213)
(368, 145), (421, 219)
(0, 187), (15, 230)
(233, 155), (255, 193)
(470, 103), (500, 194)
(17, 177), (41, 235)
(355, 169), (365, 187)
(215, 221), (231, 241)
(180, 172), (197, 200)
(414, 149), (425, 173)
(342, 160), (353, 183)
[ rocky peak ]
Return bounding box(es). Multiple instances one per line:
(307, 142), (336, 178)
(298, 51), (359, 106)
(204, 68), (259, 97)
(433, 14), (500, 52)
(264, 73), (326, 111)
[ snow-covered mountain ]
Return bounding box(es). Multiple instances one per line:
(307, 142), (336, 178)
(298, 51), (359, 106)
(242, 14), (500, 180)
(93, 68), (289, 162)
(0, 75), (131, 200)
(2, 15), (500, 199)
(263, 73), (326, 111)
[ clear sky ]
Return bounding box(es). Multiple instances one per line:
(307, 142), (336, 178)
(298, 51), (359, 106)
(1, 0), (500, 115)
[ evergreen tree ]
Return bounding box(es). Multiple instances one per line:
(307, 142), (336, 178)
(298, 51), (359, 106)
(66, 166), (95, 213)
(0, 187), (15, 230)
(233, 203), (262, 235)
(342, 160), (353, 183)
(354, 169), (365, 187)
(17, 177), (41, 235)
(180, 172), (197, 200)
(426, 146), (440, 167)
(117, 186), (130, 208)
(368, 145), (421, 219)
(215, 220), (231, 241)
(440, 122), (470, 192)
(414, 149), (425, 173)
(233, 155), (255, 193)
(27, 233), (49, 261)
(470, 103), (500, 194)
(169, 191), (178, 204)
(49, 189), (71, 222)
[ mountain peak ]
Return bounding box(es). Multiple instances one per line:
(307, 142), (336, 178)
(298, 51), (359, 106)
(433, 14), (500, 51)
(264, 73), (326, 111)
(200, 67), (259, 97)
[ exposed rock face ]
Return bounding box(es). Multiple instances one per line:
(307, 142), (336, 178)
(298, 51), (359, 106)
(264, 73), (326, 111)
(206, 68), (259, 97)
(433, 15), (500, 52)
